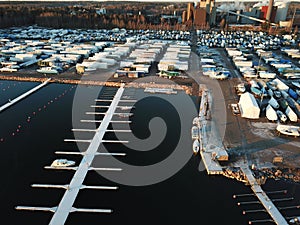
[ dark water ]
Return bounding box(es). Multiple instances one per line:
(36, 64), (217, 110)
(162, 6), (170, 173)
(0, 81), (299, 225)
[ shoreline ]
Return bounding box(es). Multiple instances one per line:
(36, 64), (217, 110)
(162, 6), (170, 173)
(222, 166), (300, 185)
(0, 75), (195, 95)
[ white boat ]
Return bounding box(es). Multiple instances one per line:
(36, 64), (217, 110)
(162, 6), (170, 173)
(289, 216), (300, 224)
(236, 83), (246, 94)
(51, 159), (75, 167)
(37, 66), (59, 74)
(285, 106), (298, 122)
(0, 67), (18, 72)
(193, 139), (200, 154)
(203, 70), (217, 77)
(242, 71), (258, 78)
(292, 81), (300, 89)
(193, 117), (200, 125)
(119, 106), (133, 111)
(268, 97), (279, 109)
(276, 124), (300, 137)
(273, 90), (281, 98)
(191, 126), (199, 139)
(209, 71), (229, 80)
(266, 104), (277, 121)
(258, 71), (276, 79)
(276, 110), (287, 123)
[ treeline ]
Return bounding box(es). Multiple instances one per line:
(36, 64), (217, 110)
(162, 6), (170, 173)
(0, 2), (187, 30)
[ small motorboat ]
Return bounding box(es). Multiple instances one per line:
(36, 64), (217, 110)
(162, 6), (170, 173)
(289, 216), (300, 224)
(193, 117), (200, 126)
(51, 159), (75, 167)
(193, 139), (200, 154)
(276, 110), (287, 123)
(236, 83), (246, 94)
(191, 126), (199, 140)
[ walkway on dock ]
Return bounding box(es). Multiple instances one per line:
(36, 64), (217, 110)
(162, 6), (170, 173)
(16, 84), (127, 225)
(241, 166), (289, 225)
(0, 78), (51, 112)
(198, 87), (225, 174)
(49, 84), (125, 225)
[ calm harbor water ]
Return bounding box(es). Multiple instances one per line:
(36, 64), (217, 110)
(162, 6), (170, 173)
(0, 80), (299, 225)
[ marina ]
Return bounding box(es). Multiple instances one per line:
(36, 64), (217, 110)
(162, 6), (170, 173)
(0, 2), (300, 224)
(16, 84), (132, 225)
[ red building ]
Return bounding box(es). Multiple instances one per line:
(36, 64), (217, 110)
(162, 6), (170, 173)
(261, 5), (277, 22)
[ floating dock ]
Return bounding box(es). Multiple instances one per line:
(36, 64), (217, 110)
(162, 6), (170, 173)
(0, 78), (51, 112)
(241, 167), (289, 225)
(16, 83), (132, 225)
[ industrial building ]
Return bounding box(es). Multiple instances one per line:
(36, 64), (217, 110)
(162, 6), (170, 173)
(184, 0), (215, 28)
(185, 0), (300, 28)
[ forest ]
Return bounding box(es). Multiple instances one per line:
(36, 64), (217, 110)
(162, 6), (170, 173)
(0, 1), (187, 30)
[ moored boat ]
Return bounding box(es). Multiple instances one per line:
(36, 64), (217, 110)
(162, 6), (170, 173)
(191, 126), (199, 140)
(51, 159), (75, 167)
(193, 117), (200, 126)
(193, 139), (200, 154)
(289, 216), (300, 224)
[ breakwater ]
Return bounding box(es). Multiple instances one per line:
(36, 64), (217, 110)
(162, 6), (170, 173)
(0, 75), (194, 95)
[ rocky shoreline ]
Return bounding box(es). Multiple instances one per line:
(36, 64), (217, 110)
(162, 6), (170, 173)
(222, 166), (300, 185)
(0, 75), (194, 95)
(259, 167), (300, 183)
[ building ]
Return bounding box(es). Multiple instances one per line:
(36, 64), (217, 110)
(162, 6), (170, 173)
(194, 7), (207, 27)
(183, 0), (216, 27)
(182, 10), (187, 23)
(187, 2), (194, 21)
